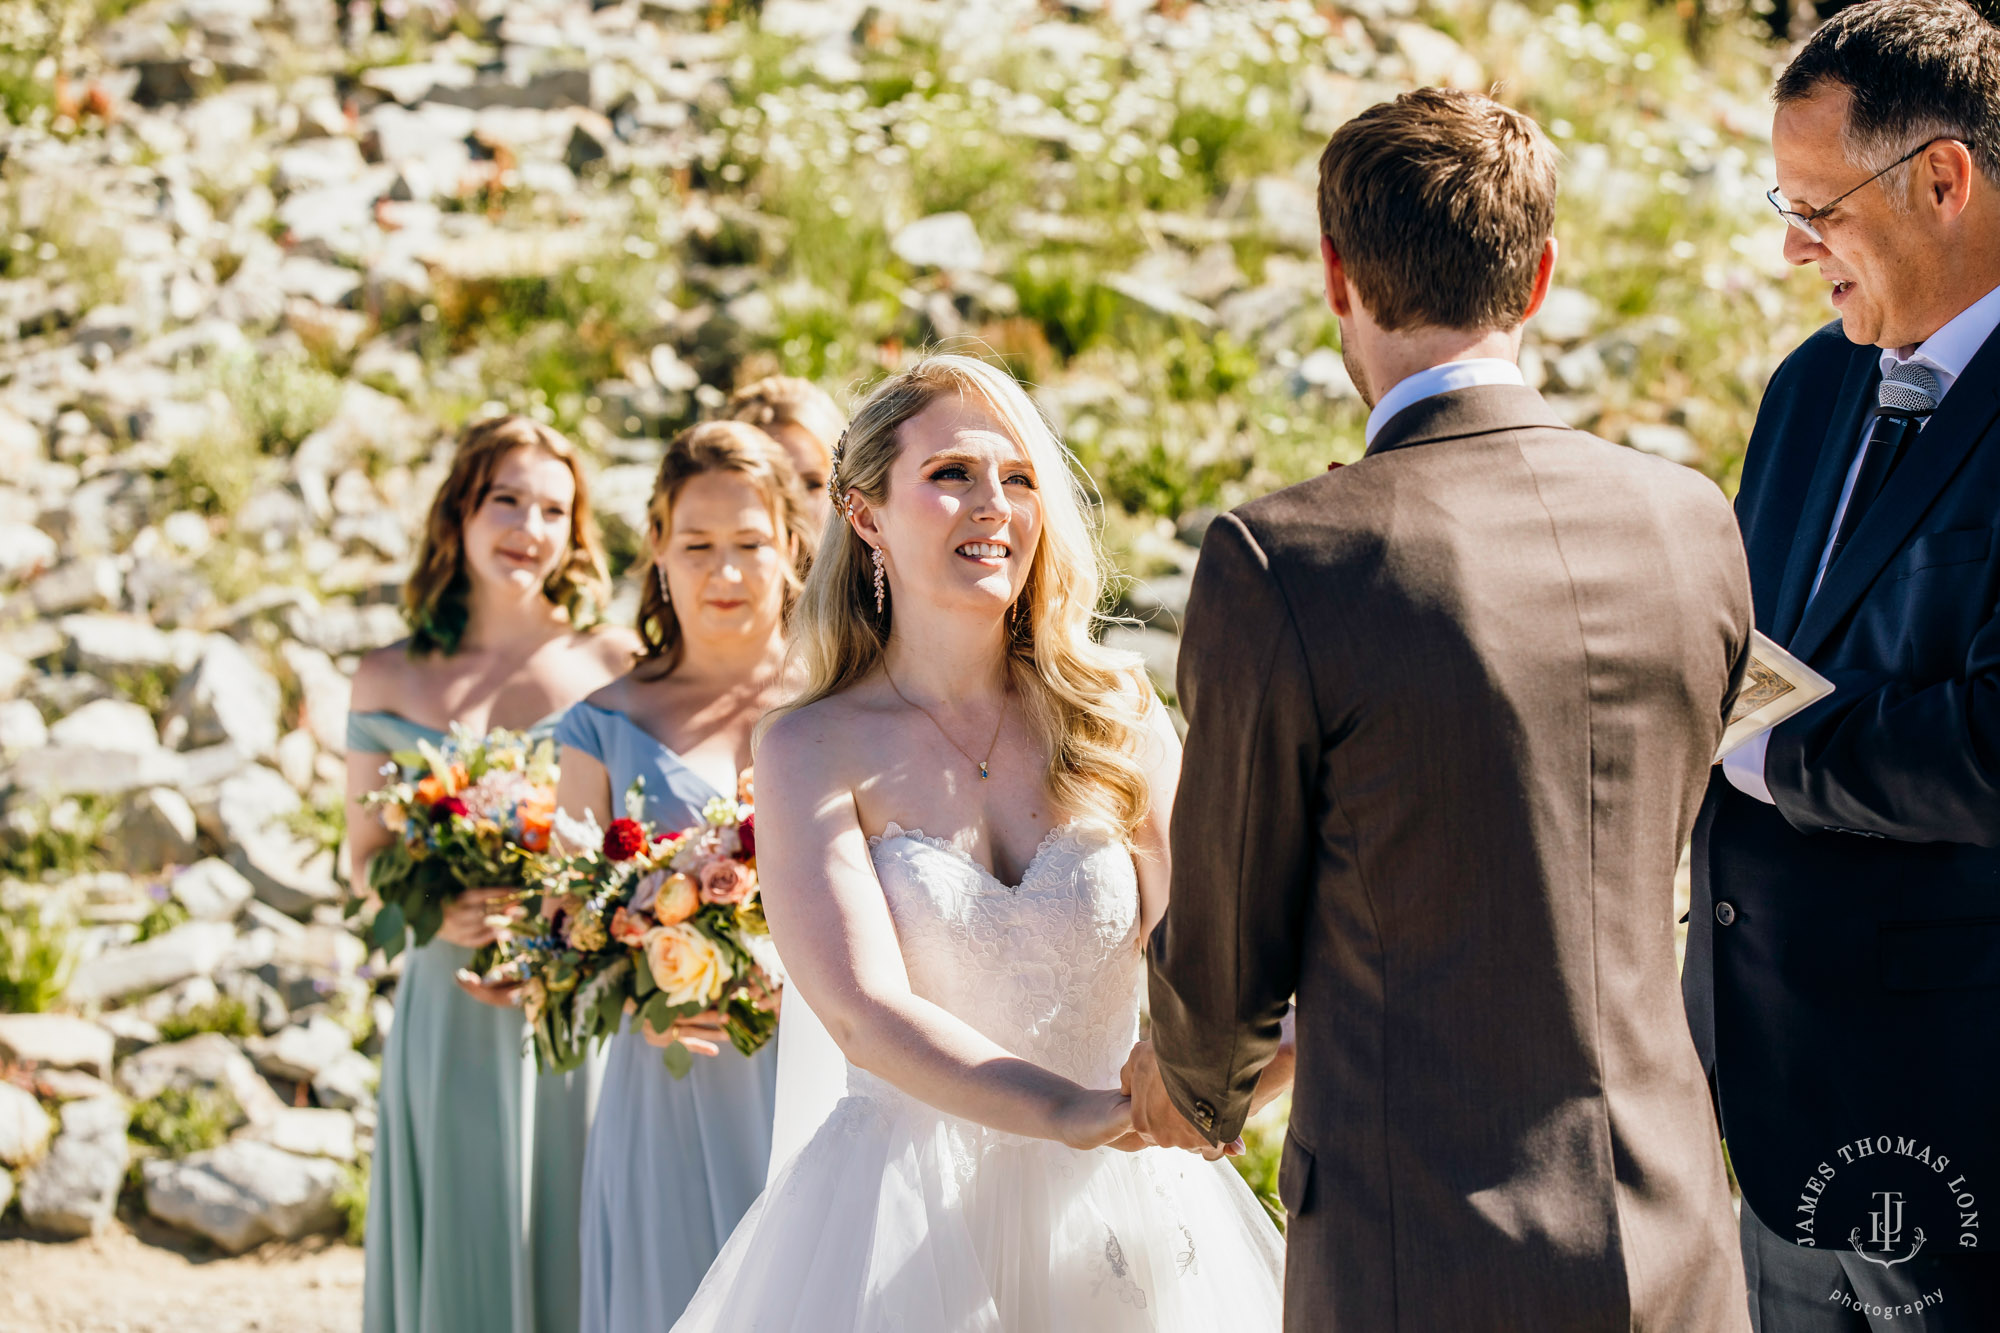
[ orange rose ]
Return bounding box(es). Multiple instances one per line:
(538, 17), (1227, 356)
(518, 798), (554, 852)
(652, 873), (701, 926)
(609, 906), (650, 947)
(415, 775), (447, 805)
(447, 763), (469, 793)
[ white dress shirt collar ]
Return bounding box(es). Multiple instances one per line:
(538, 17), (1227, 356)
(1364, 358), (1527, 448)
(1878, 280), (2000, 397)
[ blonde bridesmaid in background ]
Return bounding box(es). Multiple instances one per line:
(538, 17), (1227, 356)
(348, 415), (637, 1333)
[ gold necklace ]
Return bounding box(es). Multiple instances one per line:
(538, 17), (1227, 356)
(884, 669), (1007, 781)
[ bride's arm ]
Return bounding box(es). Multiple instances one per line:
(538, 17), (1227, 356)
(1131, 685), (1182, 944)
(756, 708), (1133, 1150)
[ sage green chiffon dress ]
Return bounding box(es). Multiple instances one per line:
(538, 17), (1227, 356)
(354, 709), (598, 1333)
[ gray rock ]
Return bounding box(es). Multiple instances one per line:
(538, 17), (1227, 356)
(33, 557), (123, 615)
(274, 256), (362, 308)
(219, 970), (290, 1034)
(1252, 175), (1321, 253)
(274, 138), (366, 194)
(0, 1013), (117, 1080)
(214, 766), (340, 916)
(1533, 287), (1601, 345)
(5, 742), (188, 799)
(0, 1166), (12, 1216)
(1102, 625), (1181, 692)
(284, 600), (406, 656)
(1549, 343), (1607, 395)
(1624, 422), (1701, 466)
(171, 858), (256, 921)
(0, 1082), (53, 1168)
(277, 641), (350, 755)
(110, 787), (202, 873)
(66, 919), (237, 1007)
(60, 613), (186, 675)
(48, 698), (161, 753)
(161, 634), (282, 758)
(241, 1106), (356, 1161)
(430, 65), (598, 112)
(116, 1032), (284, 1129)
(276, 728), (318, 792)
(18, 1096), (128, 1237)
(1105, 272), (1215, 326)
(98, 1010), (164, 1057)
(0, 521), (57, 585)
(0, 699), (48, 756)
(0, 407), (44, 471)
(244, 1014), (353, 1083)
(891, 212), (986, 272)
(311, 1049), (378, 1111)
(142, 1141), (344, 1253)
(1294, 346), (1358, 400)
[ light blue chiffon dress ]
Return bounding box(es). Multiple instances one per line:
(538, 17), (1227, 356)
(355, 709), (596, 1333)
(556, 701), (782, 1332)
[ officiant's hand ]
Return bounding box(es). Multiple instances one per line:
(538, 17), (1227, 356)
(1121, 1040), (1240, 1160)
(438, 887), (525, 949)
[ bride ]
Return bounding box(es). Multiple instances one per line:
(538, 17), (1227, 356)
(673, 355), (1286, 1332)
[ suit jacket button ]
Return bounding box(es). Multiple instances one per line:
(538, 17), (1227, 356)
(1715, 901), (1738, 926)
(1194, 1100), (1216, 1131)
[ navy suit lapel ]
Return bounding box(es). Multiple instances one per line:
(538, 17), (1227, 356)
(1790, 323), (2000, 662)
(1771, 349), (1877, 644)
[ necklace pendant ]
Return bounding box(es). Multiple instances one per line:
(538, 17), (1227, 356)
(978, 762), (990, 780)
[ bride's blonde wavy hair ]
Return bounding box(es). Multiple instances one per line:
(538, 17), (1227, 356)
(773, 354), (1150, 836)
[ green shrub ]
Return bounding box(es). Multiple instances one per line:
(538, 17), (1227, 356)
(127, 1086), (239, 1194)
(0, 884), (80, 1012)
(215, 352), (343, 455)
(333, 1157), (370, 1245)
(133, 893), (191, 945)
(1232, 1095), (1290, 1231)
(0, 796), (112, 882)
(156, 996), (258, 1044)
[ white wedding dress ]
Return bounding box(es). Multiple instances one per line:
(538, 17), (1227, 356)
(672, 820), (1285, 1332)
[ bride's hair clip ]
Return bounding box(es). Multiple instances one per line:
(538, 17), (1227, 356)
(826, 427), (849, 510)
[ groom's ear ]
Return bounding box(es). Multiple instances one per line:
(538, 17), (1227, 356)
(1320, 235), (1356, 319)
(1519, 235), (1559, 323)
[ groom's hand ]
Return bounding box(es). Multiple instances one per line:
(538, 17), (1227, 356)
(1120, 1040), (1238, 1159)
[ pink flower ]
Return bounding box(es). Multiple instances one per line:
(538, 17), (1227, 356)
(698, 858), (756, 906)
(609, 906), (650, 947)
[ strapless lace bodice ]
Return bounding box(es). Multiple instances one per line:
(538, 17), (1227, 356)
(866, 820), (1143, 1090)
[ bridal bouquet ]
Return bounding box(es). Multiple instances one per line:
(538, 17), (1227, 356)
(487, 777), (783, 1078)
(358, 724), (558, 961)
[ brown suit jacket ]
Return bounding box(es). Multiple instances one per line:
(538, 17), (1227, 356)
(1148, 385), (1752, 1332)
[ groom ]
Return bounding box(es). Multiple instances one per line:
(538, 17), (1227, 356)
(1126, 90), (1754, 1330)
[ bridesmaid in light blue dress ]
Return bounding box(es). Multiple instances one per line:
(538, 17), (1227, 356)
(554, 421), (808, 1331)
(347, 416), (638, 1333)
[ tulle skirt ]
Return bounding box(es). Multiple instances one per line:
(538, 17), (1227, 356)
(672, 1077), (1286, 1333)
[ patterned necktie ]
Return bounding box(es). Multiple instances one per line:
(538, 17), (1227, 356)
(1826, 361), (1942, 569)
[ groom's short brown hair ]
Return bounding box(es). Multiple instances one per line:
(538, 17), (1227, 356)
(1317, 88), (1559, 333)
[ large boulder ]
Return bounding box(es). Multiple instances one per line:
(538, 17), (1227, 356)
(47, 697), (160, 752)
(311, 1049), (378, 1111)
(244, 1014), (353, 1083)
(170, 858), (256, 921)
(213, 766), (341, 917)
(161, 634), (282, 758)
(18, 1096), (129, 1237)
(65, 919), (236, 1007)
(59, 612), (189, 675)
(117, 1032), (285, 1129)
(108, 786), (202, 872)
(0, 1081), (53, 1168)
(142, 1141), (345, 1253)
(240, 1106), (357, 1162)
(0, 1013), (116, 1080)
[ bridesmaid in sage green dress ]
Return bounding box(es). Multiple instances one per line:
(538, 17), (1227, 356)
(554, 422), (807, 1331)
(348, 415), (638, 1333)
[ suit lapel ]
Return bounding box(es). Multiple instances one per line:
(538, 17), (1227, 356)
(1790, 324), (2000, 662)
(1771, 349), (1877, 644)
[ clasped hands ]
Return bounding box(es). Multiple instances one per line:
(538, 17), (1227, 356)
(1112, 1040), (1242, 1161)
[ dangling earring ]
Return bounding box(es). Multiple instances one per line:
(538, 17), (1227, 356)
(655, 564), (670, 605)
(871, 546), (886, 616)
(1008, 600), (1019, 636)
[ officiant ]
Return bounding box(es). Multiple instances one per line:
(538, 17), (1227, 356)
(1685, 2), (2000, 1327)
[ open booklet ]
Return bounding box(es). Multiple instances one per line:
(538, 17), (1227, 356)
(1715, 630), (1835, 763)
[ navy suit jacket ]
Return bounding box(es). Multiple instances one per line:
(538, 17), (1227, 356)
(1686, 317), (2000, 1249)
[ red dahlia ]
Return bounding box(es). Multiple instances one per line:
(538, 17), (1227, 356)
(602, 818), (646, 861)
(435, 796), (470, 820)
(737, 814), (755, 859)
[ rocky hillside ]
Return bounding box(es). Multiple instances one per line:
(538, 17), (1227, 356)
(1, 0), (1822, 1250)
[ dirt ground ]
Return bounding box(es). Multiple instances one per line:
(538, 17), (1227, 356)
(0, 1220), (362, 1333)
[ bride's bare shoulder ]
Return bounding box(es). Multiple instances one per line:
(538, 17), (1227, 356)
(757, 689), (883, 788)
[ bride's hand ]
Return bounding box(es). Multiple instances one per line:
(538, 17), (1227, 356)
(1052, 1087), (1134, 1151)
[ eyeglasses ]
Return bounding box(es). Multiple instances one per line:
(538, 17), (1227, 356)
(1766, 137), (1956, 244)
